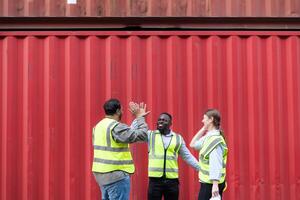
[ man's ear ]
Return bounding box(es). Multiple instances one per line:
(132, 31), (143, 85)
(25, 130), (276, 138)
(116, 109), (121, 115)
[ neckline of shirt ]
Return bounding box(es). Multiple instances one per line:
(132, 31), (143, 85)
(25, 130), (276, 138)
(206, 129), (220, 137)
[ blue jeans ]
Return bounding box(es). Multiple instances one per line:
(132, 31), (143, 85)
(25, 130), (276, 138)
(100, 176), (130, 200)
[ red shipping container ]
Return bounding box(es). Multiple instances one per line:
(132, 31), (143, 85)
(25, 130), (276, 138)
(1, 31), (300, 200)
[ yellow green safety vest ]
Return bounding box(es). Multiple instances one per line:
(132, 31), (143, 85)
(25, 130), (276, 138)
(148, 131), (182, 179)
(199, 135), (228, 184)
(92, 118), (134, 173)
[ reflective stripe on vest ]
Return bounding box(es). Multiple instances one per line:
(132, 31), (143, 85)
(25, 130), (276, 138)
(92, 118), (135, 173)
(198, 135), (228, 184)
(148, 131), (182, 179)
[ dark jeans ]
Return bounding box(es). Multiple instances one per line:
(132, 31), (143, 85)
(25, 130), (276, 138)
(198, 182), (226, 200)
(148, 177), (179, 200)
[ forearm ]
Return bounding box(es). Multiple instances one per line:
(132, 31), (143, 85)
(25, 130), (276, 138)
(211, 180), (220, 197)
(190, 127), (206, 148)
(179, 142), (200, 171)
(112, 117), (149, 143)
(212, 180), (219, 186)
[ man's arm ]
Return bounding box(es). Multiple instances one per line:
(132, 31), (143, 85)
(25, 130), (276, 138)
(112, 117), (148, 143)
(112, 101), (150, 143)
(179, 139), (200, 171)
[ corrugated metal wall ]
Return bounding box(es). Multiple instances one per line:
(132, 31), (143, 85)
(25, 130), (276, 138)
(1, 0), (300, 17)
(1, 31), (300, 200)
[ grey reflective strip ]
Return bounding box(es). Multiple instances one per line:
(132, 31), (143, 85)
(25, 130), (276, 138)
(200, 159), (226, 168)
(94, 158), (133, 165)
(148, 167), (178, 173)
(173, 134), (181, 156)
(151, 131), (156, 155)
(106, 121), (118, 147)
(199, 168), (225, 176)
(202, 138), (222, 156)
(94, 145), (129, 152)
(200, 152), (227, 168)
(92, 127), (95, 144)
(202, 159), (209, 165)
(149, 155), (176, 160)
(220, 143), (228, 150)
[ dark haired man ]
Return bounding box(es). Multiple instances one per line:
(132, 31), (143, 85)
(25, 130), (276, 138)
(147, 113), (200, 200)
(92, 98), (149, 200)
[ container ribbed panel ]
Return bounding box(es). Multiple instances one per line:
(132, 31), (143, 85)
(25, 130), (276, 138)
(0, 31), (300, 200)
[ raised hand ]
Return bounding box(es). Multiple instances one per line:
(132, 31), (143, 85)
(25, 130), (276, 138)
(128, 102), (139, 115)
(138, 102), (150, 117)
(128, 101), (150, 118)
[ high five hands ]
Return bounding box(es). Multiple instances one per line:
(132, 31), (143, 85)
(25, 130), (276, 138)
(128, 102), (151, 118)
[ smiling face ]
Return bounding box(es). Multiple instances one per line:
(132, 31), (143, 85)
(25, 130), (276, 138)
(156, 113), (172, 135)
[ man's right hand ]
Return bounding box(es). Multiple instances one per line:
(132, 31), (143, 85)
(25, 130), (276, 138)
(137, 102), (150, 117)
(128, 102), (150, 118)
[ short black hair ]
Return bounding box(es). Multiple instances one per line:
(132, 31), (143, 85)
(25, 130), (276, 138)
(160, 112), (172, 121)
(103, 98), (121, 115)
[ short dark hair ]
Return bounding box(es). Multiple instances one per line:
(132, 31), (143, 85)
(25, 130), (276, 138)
(160, 112), (172, 121)
(103, 98), (121, 115)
